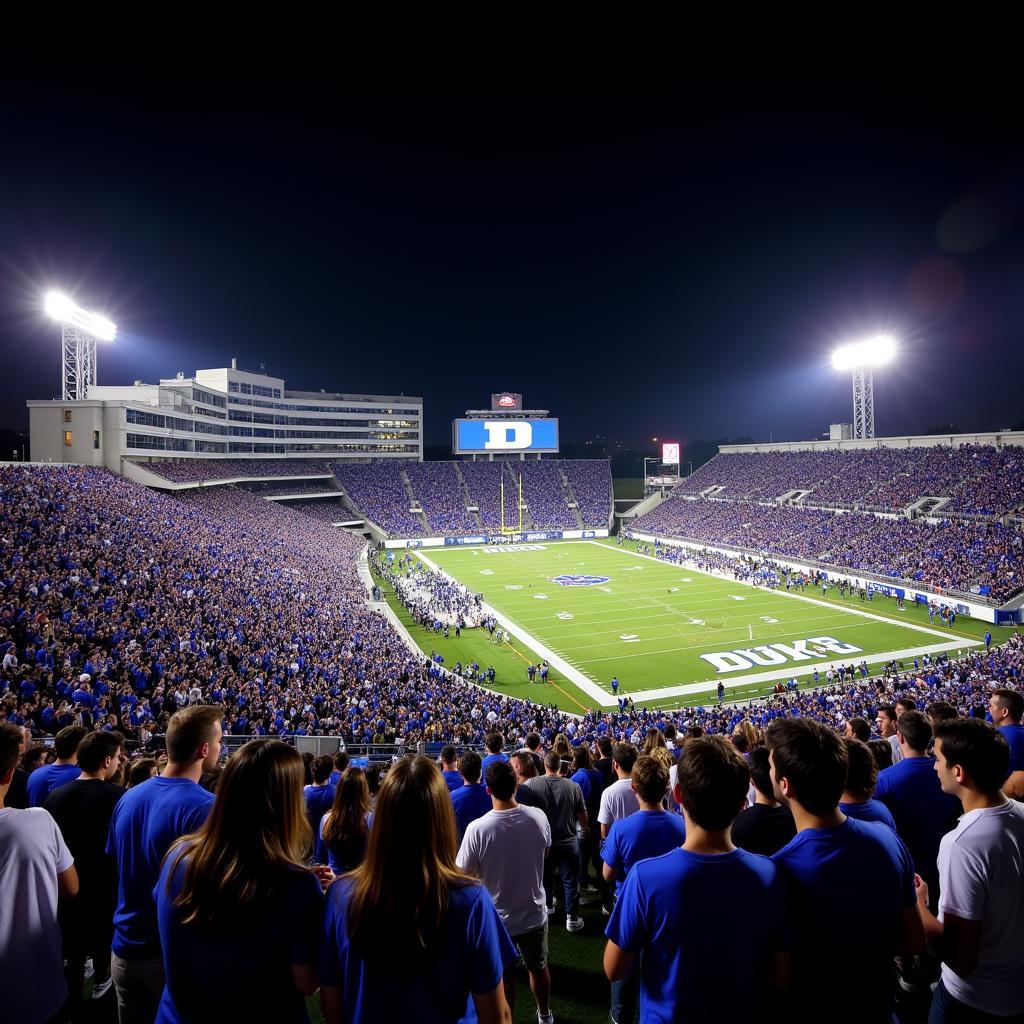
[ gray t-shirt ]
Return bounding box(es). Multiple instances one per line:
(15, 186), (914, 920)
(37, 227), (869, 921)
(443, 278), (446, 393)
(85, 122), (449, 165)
(524, 775), (585, 847)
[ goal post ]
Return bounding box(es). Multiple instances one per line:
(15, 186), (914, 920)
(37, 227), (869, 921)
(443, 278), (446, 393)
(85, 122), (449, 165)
(500, 473), (524, 535)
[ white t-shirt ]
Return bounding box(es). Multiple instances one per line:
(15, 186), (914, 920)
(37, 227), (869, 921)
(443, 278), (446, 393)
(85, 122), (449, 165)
(456, 805), (551, 937)
(887, 734), (904, 765)
(598, 777), (639, 827)
(937, 800), (1024, 1015)
(0, 806), (74, 1024)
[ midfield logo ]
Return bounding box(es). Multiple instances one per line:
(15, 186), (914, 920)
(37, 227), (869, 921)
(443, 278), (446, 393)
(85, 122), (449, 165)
(699, 636), (863, 674)
(550, 574), (611, 587)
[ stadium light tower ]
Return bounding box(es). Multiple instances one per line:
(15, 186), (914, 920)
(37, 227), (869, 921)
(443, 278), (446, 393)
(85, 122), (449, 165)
(831, 334), (896, 440)
(44, 290), (117, 401)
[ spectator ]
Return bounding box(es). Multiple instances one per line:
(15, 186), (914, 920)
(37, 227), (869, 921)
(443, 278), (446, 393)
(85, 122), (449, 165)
(440, 745), (463, 793)
(27, 724), (88, 806)
(510, 750), (547, 811)
(593, 736), (615, 789)
(458, 761), (553, 1024)
(107, 704), (222, 1024)
(839, 738), (897, 829)
(844, 717), (871, 743)
(45, 729), (126, 1012)
(319, 755), (516, 1024)
(988, 688), (1024, 800)
(126, 758), (159, 789)
(732, 745), (797, 856)
(917, 719), (1024, 1020)
(868, 738), (895, 772)
(526, 751), (589, 932)
(0, 721), (79, 1024)
(6, 723), (31, 809)
(450, 750), (492, 841)
(320, 767), (372, 874)
(304, 755), (337, 858)
(875, 710), (960, 906)
(598, 743), (640, 839)
(604, 736), (790, 1022)
(155, 739), (324, 1021)
(481, 732), (509, 774)
(328, 751), (350, 788)
(767, 718), (924, 1022)
(524, 733), (546, 777)
(602, 754), (687, 1024)
(570, 744), (610, 913)
(876, 705), (904, 767)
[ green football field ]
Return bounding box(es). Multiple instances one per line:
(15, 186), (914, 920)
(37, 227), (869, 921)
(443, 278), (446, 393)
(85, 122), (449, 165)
(406, 539), (983, 712)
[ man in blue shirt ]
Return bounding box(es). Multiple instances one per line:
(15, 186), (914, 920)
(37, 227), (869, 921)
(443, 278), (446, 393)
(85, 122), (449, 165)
(604, 736), (790, 1024)
(989, 688), (1024, 800)
(767, 717), (924, 1023)
(304, 755), (336, 862)
(602, 755), (686, 1024)
(480, 732), (509, 774)
(450, 751), (492, 840)
(107, 704), (222, 1024)
(27, 725), (87, 806)
(875, 710), (959, 906)
(440, 745), (464, 793)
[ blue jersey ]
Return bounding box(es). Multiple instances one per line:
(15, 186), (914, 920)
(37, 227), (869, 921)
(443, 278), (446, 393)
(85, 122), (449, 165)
(450, 783), (493, 841)
(999, 723), (1024, 773)
(601, 810), (686, 896)
(442, 769), (464, 793)
(840, 799), (897, 831)
(27, 763), (81, 807)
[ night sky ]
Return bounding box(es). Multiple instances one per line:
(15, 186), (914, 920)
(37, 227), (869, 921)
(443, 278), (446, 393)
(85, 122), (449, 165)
(2, 62), (1022, 449)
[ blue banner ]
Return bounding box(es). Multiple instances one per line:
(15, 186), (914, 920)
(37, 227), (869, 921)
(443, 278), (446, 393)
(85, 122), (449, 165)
(453, 418), (559, 453)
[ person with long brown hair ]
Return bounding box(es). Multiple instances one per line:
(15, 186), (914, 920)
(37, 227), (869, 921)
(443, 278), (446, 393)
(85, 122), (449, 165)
(154, 738), (324, 1022)
(319, 754), (515, 1024)
(320, 767), (372, 873)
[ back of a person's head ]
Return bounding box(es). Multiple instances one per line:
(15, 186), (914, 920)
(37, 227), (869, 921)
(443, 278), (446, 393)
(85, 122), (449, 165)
(552, 733), (571, 756)
(612, 742), (638, 774)
(663, 724), (677, 742)
(895, 698), (918, 715)
(312, 755), (334, 784)
(485, 760), (517, 801)
(632, 754), (670, 805)
(597, 736), (613, 757)
(77, 730), (124, 774)
(324, 767), (371, 845)
(543, 750), (562, 773)
(934, 719), (1010, 794)
(926, 702), (958, 726)
(748, 745), (775, 800)
(513, 751), (537, 778)
(334, 750), (351, 772)
(677, 736), (750, 830)
(731, 733), (749, 755)
(0, 722), (22, 778)
(571, 744), (593, 771)
(896, 710), (932, 753)
(166, 704), (224, 765)
(127, 758), (158, 788)
(54, 724), (89, 760)
(767, 718), (847, 816)
(686, 726), (705, 739)
(642, 728), (666, 753)
(348, 755), (469, 958)
(842, 738), (878, 801)
(485, 732), (504, 754)
(992, 688), (1024, 723)
(847, 717), (871, 743)
(525, 733), (541, 752)
(459, 750), (482, 783)
(168, 738), (311, 925)
(867, 738), (894, 772)
(440, 745), (457, 765)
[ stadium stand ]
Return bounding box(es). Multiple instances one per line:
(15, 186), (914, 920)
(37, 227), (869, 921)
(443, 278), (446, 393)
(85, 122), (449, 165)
(404, 461), (478, 535)
(142, 458), (333, 482)
(332, 462), (424, 536)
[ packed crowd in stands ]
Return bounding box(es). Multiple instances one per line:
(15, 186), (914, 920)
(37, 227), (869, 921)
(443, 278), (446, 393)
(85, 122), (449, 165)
(239, 481), (340, 497)
(562, 458), (613, 526)
(289, 500), (349, 523)
(404, 461), (478, 535)
(332, 461), (425, 536)
(458, 460), (507, 529)
(675, 444), (1024, 516)
(140, 458), (332, 483)
(633, 497), (1024, 601)
(517, 461), (578, 529)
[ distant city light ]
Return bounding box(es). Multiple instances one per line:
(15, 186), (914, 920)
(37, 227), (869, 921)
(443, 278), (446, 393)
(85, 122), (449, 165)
(831, 334), (896, 371)
(44, 290), (117, 341)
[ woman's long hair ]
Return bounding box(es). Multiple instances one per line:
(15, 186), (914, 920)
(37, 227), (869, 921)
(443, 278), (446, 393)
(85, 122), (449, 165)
(346, 755), (475, 962)
(166, 739), (312, 926)
(322, 767), (371, 854)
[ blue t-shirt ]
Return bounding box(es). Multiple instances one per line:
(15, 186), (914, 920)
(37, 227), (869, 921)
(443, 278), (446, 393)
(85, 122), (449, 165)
(154, 854), (322, 1024)
(839, 799), (897, 830)
(442, 770), (464, 793)
(27, 763), (81, 807)
(107, 776), (215, 957)
(319, 878), (517, 1024)
(570, 767), (603, 803)
(606, 847), (788, 1022)
(602, 810), (686, 896)
(303, 784), (336, 860)
(772, 817), (916, 1019)
(450, 784), (492, 840)
(875, 756), (959, 881)
(480, 753), (509, 776)
(999, 723), (1024, 773)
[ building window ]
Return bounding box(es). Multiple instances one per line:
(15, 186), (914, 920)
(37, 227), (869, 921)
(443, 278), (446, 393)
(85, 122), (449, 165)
(64, 410), (72, 423)
(93, 430), (100, 450)
(64, 431), (73, 447)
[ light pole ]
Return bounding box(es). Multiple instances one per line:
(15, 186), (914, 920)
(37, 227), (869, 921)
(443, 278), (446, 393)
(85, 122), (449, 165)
(831, 334), (895, 440)
(44, 291), (117, 401)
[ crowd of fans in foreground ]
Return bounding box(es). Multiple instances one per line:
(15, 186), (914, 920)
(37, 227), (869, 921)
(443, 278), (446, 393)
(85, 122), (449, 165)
(3, 684), (1023, 1023)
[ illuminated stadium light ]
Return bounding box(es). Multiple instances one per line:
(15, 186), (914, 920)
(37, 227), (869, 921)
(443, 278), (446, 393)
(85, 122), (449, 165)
(44, 290), (117, 401)
(831, 334), (896, 440)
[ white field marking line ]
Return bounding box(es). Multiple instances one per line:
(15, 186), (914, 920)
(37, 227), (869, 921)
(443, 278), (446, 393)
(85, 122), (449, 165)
(584, 541), (967, 644)
(413, 550), (611, 704)
(610, 638), (981, 705)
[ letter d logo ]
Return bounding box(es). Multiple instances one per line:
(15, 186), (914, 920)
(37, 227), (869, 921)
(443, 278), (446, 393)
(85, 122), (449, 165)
(484, 421), (533, 450)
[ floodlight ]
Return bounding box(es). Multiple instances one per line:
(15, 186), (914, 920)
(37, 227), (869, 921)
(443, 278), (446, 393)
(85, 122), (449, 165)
(45, 289), (117, 341)
(831, 334), (895, 371)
